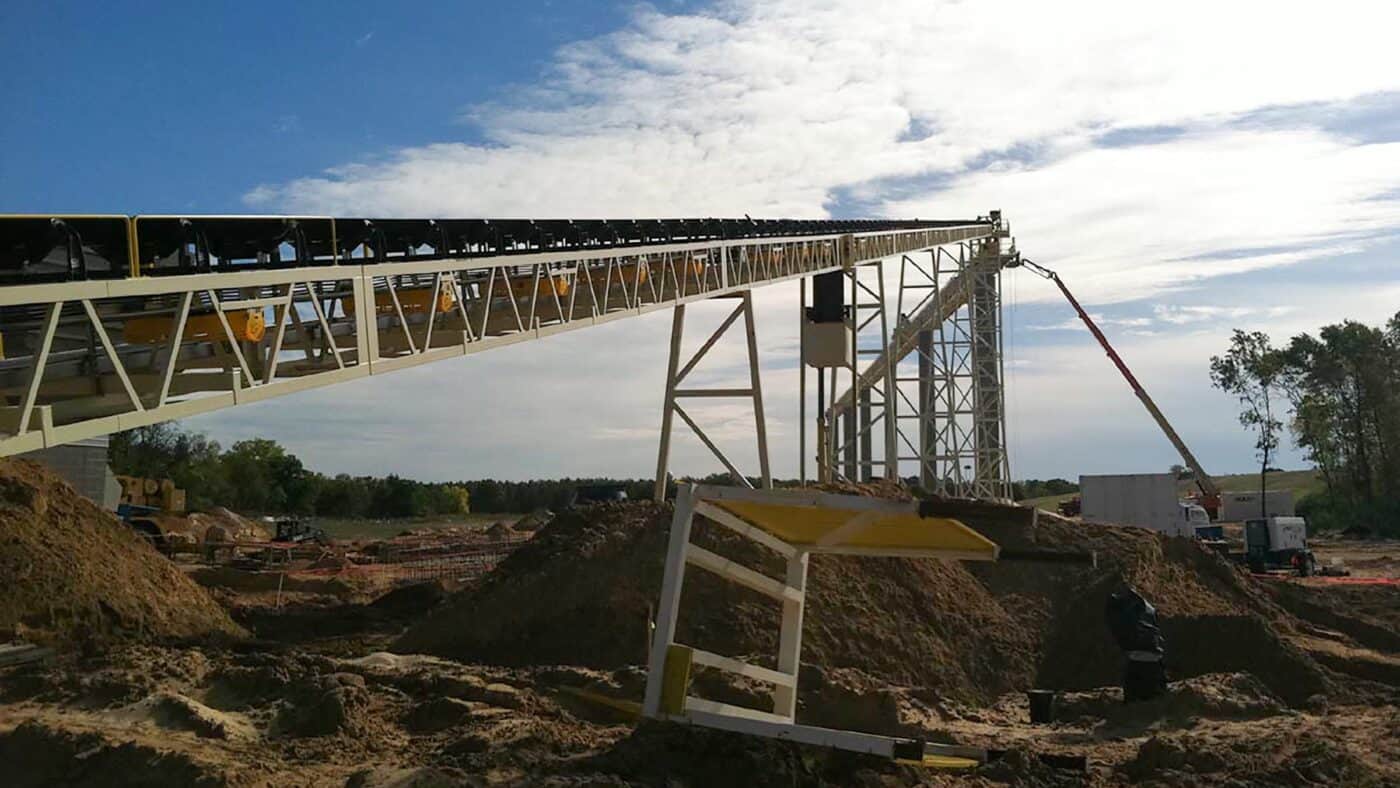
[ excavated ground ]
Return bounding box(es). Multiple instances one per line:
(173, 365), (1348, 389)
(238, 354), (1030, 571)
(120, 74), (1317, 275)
(396, 500), (1396, 708)
(1, 491), (1397, 786)
(0, 459), (243, 646)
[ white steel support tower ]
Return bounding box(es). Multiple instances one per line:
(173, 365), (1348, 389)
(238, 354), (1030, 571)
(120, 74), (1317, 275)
(834, 261), (896, 483)
(891, 239), (1012, 498)
(968, 243), (1011, 498)
(653, 292), (771, 501)
(818, 218), (1015, 500)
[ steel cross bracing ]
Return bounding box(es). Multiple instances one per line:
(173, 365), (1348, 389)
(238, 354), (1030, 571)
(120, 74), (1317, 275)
(0, 222), (992, 457)
(820, 232), (1015, 499)
(828, 261), (897, 483)
(654, 291), (771, 501)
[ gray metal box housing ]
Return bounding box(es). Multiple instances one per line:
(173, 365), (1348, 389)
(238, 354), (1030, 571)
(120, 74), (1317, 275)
(802, 321), (851, 368)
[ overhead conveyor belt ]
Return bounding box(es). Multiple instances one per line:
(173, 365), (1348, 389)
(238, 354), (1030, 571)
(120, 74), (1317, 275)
(0, 214), (985, 283)
(0, 214), (995, 456)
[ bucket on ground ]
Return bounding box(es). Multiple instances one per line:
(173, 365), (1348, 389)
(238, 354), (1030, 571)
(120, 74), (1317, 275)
(1028, 689), (1057, 724)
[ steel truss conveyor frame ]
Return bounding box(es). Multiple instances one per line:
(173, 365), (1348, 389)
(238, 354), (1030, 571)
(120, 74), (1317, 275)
(813, 227), (1017, 499)
(0, 219), (993, 457)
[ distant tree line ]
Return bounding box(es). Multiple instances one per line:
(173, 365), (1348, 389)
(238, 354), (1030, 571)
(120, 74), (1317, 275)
(110, 424), (471, 518)
(109, 423), (674, 517)
(1211, 311), (1400, 535)
(110, 423), (1101, 519)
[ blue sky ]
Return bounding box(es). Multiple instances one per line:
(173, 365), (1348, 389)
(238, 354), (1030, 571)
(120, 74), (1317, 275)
(3, 1), (1398, 483)
(0, 1), (651, 212)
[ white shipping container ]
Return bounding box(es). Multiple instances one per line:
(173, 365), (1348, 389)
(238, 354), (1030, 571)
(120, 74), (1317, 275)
(1220, 490), (1294, 521)
(1080, 473), (1188, 536)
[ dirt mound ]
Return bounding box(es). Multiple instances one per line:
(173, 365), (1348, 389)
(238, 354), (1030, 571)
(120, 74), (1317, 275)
(0, 720), (228, 787)
(394, 496), (1358, 707)
(967, 512), (1340, 704)
(0, 459), (244, 646)
(113, 691), (258, 741)
(1267, 580), (1400, 652)
(580, 719), (924, 787)
(511, 510), (552, 532)
(1124, 719), (1393, 786)
(484, 521), (516, 539)
(1056, 672), (1285, 726)
(188, 507), (268, 543)
(395, 500), (1036, 702)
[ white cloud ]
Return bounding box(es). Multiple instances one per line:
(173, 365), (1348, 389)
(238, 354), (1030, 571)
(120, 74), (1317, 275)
(1151, 304), (1295, 326)
(1031, 314), (1154, 331)
(247, 0), (1400, 227)
(895, 128), (1400, 303)
(206, 0), (1400, 482)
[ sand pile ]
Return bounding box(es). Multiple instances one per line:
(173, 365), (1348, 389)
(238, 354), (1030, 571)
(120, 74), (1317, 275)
(0, 459), (244, 645)
(968, 512), (1338, 704)
(396, 500), (1036, 702)
(484, 521), (517, 540)
(395, 495), (1369, 707)
(188, 507), (268, 543)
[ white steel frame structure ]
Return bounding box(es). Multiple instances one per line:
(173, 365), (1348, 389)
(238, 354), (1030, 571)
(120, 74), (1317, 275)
(821, 230), (1015, 499)
(831, 261), (898, 483)
(642, 483), (998, 764)
(654, 292), (771, 501)
(891, 239), (1013, 498)
(0, 224), (992, 458)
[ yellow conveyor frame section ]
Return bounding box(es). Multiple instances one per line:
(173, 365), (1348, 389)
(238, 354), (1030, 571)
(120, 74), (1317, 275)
(710, 498), (998, 558)
(343, 286), (458, 317)
(123, 309), (266, 344)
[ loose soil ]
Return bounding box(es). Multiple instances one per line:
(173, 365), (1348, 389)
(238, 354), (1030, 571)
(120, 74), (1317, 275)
(0, 459), (243, 646)
(2, 485), (1398, 785)
(395, 500), (1383, 707)
(3, 642), (1396, 786)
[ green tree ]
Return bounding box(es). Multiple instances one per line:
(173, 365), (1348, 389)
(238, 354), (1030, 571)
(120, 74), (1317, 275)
(370, 475), (427, 518)
(315, 474), (371, 518)
(1278, 315), (1400, 505)
(1211, 312), (1400, 535)
(220, 438), (315, 514)
(439, 484), (471, 515)
(109, 423), (228, 508)
(1210, 330), (1284, 520)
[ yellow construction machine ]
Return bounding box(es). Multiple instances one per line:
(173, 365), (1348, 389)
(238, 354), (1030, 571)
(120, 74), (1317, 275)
(114, 475), (191, 551)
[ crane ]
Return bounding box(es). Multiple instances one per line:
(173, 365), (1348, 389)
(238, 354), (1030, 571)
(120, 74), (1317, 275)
(1015, 258), (1222, 513)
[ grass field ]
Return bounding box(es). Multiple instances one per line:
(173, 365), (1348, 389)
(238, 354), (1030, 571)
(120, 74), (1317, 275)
(1020, 491), (1080, 510)
(314, 513), (522, 541)
(1018, 469), (1324, 510)
(1194, 469), (1323, 497)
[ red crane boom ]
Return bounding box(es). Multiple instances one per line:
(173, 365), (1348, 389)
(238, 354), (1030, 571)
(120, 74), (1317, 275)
(1016, 258), (1221, 502)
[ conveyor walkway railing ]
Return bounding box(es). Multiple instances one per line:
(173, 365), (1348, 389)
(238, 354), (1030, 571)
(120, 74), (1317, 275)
(0, 216), (993, 456)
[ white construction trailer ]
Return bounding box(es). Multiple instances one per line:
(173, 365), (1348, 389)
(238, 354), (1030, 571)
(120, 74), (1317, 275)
(1079, 473), (1199, 537)
(1219, 490), (1295, 522)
